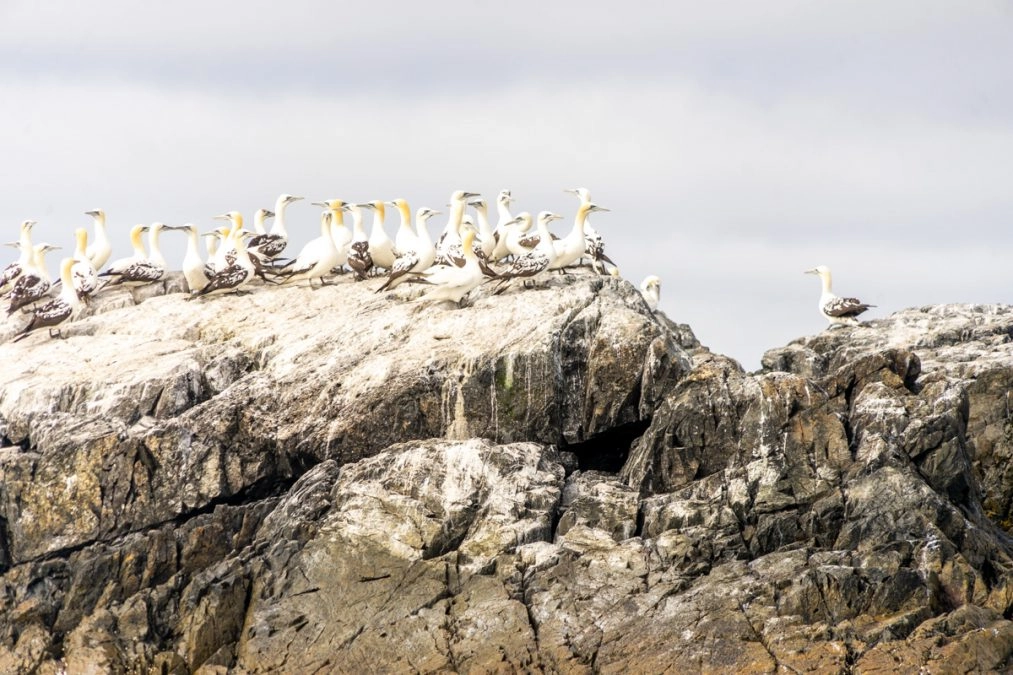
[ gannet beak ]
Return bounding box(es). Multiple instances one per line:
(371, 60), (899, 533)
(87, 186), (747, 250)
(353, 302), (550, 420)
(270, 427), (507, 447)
(287, 196), (303, 202)
(359, 203), (376, 210)
(3, 242), (18, 248)
(84, 210), (99, 217)
(563, 188), (577, 195)
(462, 192), (480, 199)
(213, 214), (230, 221)
(264, 210), (275, 218)
(591, 205), (610, 212)
(804, 268), (818, 275)
(310, 201), (327, 207)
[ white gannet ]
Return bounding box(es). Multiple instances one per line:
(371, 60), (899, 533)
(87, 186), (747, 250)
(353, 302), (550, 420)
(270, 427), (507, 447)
(311, 199), (352, 275)
(415, 229), (484, 305)
(248, 193), (301, 262)
(548, 202), (609, 272)
(278, 210), (340, 288)
(205, 230), (221, 260)
(253, 208), (275, 235)
(469, 198), (497, 259)
(346, 204), (373, 281)
(13, 258), (83, 342)
(377, 207), (440, 293)
(84, 209), (112, 270)
(193, 214), (256, 297)
(491, 189), (515, 261)
(363, 200), (396, 271)
(99, 224), (164, 288)
(205, 224), (233, 275)
(504, 212), (535, 258)
(6, 243), (59, 315)
(435, 190), (479, 264)
(0, 220), (36, 295)
(388, 198), (417, 257)
(640, 275), (661, 311)
(564, 187), (614, 271)
(494, 211), (562, 290)
(70, 228), (99, 302)
(805, 265), (874, 327)
(167, 224), (210, 294)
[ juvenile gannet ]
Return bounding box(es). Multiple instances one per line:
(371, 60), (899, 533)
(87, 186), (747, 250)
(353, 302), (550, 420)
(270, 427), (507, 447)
(84, 210), (112, 270)
(248, 193), (301, 261)
(194, 215), (256, 297)
(346, 204), (373, 281)
(548, 202), (609, 272)
(491, 190), (515, 261)
(13, 258), (83, 342)
(387, 198), (417, 256)
(278, 210), (340, 287)
(99, 224), (163, 288)
(564, 187), (614, 271)
(0, 220), (36, 295)
(805, 265), (874, 327)
(311, 199), (351, 274)
(6, 243), (59, 315)
(415, 230), (484, 305)
(494, 211), (562, 290)
(377, 207), (440, 292)
(363, 201), (396, 270)
(640, 275), (661, 311)
(167, 224), (209, 293)
(70, 228), (99, 302)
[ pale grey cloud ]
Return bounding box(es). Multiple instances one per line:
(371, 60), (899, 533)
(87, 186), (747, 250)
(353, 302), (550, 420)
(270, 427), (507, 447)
(0, 1), (1010, 367)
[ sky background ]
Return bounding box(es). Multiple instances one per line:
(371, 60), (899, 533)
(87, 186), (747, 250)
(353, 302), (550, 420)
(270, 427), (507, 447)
(1, 1), (1011, 369)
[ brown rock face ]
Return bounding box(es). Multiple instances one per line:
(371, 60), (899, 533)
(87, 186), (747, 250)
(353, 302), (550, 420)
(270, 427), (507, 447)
(2, 273), (1013, 673)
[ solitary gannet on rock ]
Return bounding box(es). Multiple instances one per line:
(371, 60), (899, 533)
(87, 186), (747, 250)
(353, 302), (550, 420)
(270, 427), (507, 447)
(415, 230), (484, 305)
(84, 209), (112, 270)
(0, 220), (36, 295)
(491, 190), (515, 261)
(100, 224), (165, 288)
(278, 211), (340, 288)
(377, 207), (439, 293)
(12, 258), (83, 342)
(387, 198), (417, 257)
(640, 275), (661, 311)
(70, 228), (99, 302)
(805, 265), (874, 327)
(564, 187), (614, 271)
(193, 214), (256, 297)
(248, 194), (301, 262)
(6, 243), (59, 315)
(548, 202), (609, 272)
(494, 211), (562, 291)
(167, 224), (209, 294)
(363, 201), (396, 271)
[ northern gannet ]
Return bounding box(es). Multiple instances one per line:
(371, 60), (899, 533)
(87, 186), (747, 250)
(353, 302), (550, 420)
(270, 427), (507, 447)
(194, 214), (256, 297)
(494, 211), (562, 289)
(311, 199), (352, 274)
(205, 225), (233, 275)
(248, 194), (301, 261)
(346, 204), (373, 281)
(84, 209), (112, 270)
(468, 198), (497, 258)
(0, 220), (36, 295)
(491, 189), (515, 261)
(377, 207), (440, 293)
(167, 224), (210, 293)
(548, 202), (609, 272)
(805, 265), (874, 326)
(435, 190), (479, 264)
(363, 200), (396, 270)
(6, 243), (59, 315)
(504, 212), (535, 257)
(71, 228), (99, 302)
(564, 187), (614, 271)
(640, 275), (661, 311)
(278, 210), (340, 287)
(388, 198), (417, 256)
(253, 208), (275, 235)
(415, 229), (484, 305)
(99, 224), (164, 288)
(12, 258), (83, 342)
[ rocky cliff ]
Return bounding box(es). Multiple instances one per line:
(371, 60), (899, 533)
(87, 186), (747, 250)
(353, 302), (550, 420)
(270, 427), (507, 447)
(1, 273), (1011, 673)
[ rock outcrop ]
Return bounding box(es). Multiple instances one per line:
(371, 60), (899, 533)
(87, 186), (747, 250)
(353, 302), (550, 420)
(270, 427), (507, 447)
(1, 273), (1012, 673)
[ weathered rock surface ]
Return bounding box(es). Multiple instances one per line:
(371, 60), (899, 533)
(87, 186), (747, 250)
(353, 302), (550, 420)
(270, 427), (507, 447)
(1, 272), (1012, 673)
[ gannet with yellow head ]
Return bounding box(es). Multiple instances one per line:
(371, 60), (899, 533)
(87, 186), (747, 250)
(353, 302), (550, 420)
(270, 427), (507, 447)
(416, 229), (485, 305)
(549, 202), (609, 271)
(99, 224), (163, 287)
(564, 187), (613, 272)
(6, 242), (59, 314)
(71, 228), (99, 302)
(377, 207), (440, 292)
(361, 200), (395, 271)
(435, 190), (479, 264)
(12, 257), (83, 342)
(84, 209), (112, 270)
(804, 265), (874, 327)
(311, 199), (352, 274)
(165, 224), (209, 293)
(194, 213), (257, 297)
(0, 220), (36, 295)
(277, 210), (340, 287)
(387, 198), (417, 256)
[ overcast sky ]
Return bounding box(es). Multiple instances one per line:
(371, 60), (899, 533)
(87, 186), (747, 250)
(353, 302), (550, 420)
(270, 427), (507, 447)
(1, 1), (1011, 368)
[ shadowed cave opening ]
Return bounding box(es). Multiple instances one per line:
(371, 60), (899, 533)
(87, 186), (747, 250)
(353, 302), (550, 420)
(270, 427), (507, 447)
(563, 418), (651, 473)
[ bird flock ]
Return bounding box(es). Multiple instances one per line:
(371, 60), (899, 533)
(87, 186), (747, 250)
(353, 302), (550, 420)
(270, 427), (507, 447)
(1, 188), (639, 343)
